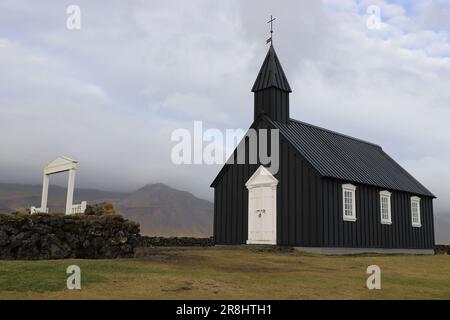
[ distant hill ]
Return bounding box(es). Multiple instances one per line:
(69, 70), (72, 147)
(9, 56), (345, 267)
(435, 213), (450, 244)
(0, 182), (213, 237)
(116, 183), (213, 236)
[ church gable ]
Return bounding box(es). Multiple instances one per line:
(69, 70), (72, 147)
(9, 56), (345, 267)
(210, 115), (320, 188)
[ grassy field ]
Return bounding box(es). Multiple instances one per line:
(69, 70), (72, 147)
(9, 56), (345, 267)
(0, 247), (449, 299)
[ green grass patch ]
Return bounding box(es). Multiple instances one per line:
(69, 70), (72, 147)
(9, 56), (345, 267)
(0, 249), (448, 299)
(0, 260), (105, 292)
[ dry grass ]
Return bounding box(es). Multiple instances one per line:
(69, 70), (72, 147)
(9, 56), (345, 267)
(0, 247), (449, 300)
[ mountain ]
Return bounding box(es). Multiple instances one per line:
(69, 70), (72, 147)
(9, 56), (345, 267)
(435, 213), (450, 244)
(0, 182), (213, 237)
(117, 183), (213, 236)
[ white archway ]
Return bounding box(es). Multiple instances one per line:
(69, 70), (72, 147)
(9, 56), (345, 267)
(31, 156), (86, 215)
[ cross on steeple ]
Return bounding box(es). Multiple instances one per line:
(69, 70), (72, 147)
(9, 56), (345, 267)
(266, 15), (276, 45)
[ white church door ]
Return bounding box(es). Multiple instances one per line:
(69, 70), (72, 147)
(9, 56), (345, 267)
(245, 166), (278, 245)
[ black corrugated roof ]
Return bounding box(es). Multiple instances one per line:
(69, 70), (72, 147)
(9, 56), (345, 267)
(252, 45), (292, 93)
(268, 116), (435, 197)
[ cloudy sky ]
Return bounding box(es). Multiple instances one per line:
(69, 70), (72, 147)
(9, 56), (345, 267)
(1, 0), (449, 213)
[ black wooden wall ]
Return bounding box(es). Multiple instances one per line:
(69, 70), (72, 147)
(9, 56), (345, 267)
(254, 88), (289, 123)
(319, 179), (435, 249)
(213, 120), (435, 249)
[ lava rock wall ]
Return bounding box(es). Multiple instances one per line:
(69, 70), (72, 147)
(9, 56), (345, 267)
(0, 213), (141, 260)
(140, 236), (214, 247)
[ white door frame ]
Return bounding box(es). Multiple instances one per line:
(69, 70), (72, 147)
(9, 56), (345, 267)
(245, 165), (278, 245)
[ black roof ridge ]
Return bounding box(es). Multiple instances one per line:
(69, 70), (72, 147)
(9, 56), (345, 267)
(286, 117), (382, 149)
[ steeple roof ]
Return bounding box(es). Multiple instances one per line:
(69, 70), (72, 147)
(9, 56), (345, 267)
(252, 45), (292, 93)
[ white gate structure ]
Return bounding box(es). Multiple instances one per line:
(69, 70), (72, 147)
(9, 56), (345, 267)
(31, 156), (86, 215)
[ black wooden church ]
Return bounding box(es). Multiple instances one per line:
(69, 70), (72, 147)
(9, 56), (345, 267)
(211, 43), (436, 254)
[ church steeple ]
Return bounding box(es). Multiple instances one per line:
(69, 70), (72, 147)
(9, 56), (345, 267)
(252, 45), (292, 123)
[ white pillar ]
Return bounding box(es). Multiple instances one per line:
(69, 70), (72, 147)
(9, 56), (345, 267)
(65, 169), (76, 215)
(40, 174), (49, 211)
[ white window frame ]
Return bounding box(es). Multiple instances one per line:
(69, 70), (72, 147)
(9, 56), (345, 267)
(342, 184), (357, 222)
(379, 191), (392, 225)
(411, 196), (421, 228)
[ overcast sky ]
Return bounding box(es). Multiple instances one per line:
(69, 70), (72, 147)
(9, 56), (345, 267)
(1, 0), (449, 213)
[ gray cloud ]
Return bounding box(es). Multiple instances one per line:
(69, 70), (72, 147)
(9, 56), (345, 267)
(0, 0), (449, 213)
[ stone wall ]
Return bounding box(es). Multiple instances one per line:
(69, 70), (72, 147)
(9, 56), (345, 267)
(0, 213), (141, 260)
(434, 244), (450, 255)
(140, 236), (214, 247)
